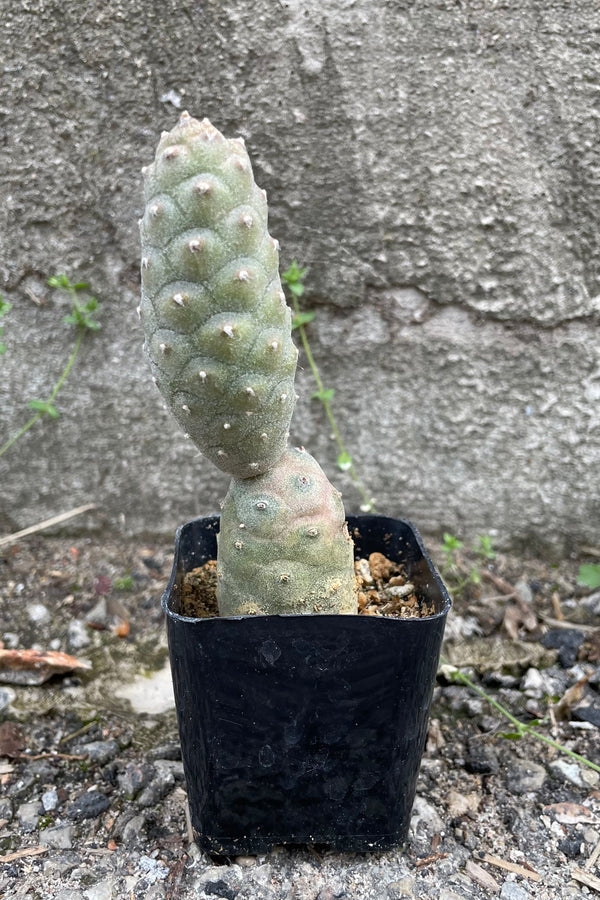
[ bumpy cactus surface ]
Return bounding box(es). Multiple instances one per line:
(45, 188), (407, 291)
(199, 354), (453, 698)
(218, 447), (357, 616)
(140, 112), (357, 616)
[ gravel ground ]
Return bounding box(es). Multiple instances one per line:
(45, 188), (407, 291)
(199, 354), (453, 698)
(1, 530), (599, 899)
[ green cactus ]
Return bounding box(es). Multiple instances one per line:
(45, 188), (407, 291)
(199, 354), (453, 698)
(140, 112), (357, 616)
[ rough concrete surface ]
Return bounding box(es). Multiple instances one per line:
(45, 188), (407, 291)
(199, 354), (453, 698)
(0, 1), (599, 548)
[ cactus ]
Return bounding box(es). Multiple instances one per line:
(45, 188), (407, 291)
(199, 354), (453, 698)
(140, 112), (357, 616)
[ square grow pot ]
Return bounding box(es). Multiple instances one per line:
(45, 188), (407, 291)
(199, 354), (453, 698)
(162, 513), (451, 855)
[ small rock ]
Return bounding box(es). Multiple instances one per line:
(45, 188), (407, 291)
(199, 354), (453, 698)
(410, 796), (445, 833)
(41, 788), (59, 812)
(84, 879), (116, 900)
(540, 629), (585, 668)
(204, 879), (239, 900)
(121, 812), (147, 846)
(138, 855), (168, 884)
(506, 759), (547, 794)
(118, 761), (154, 799)
(17, 800), (42, 832)
(40, 824), (73, 849)
(466, 738), (499, 774)
(0, 797), (13, 821)
(137, 768), (175, 807)
(573, 700), (600, 728)
(515, 580), (533, 606)
(0, 686), (16, 712)
(67, 790), (111, 821)
(447, 790), (480, 819)
(549, 759), (599, 788)
(84, 597), (110, 628)
(67, 619), (91, 650)
(76, 739), (119, 764)
(147, 742), (181, 761)
(26, 603), (51, 624)
(500, 882), (529, 900)
(464, 698), (485, 717)
(520, 668), (545, 698)
(558, 835), (583, 858)
(386, 876), (415, 898)
(235, 856), (256, 868)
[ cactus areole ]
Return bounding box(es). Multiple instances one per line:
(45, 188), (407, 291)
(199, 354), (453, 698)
(140, 112), (357, 616)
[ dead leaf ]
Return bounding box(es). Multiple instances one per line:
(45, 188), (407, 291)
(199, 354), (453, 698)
(503, 600), (538, 640)
(0, 649), (91, 685)
(0, 721), (25, 757)
(465, 859), (501, 893)
(554, 675), (591, 721)
(544, 802), (599, 825)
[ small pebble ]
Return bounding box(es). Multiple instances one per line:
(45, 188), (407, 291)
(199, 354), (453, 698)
(76, 739), (119, 764)
(66, 790), (111, 821)
(386, 875), (415, 897)
(40, 824), (73, 849)
(67, 619), (91, 650)
(17, 800), (42, 832)
(506, 759), (547, 794)
(520, 668), (545, 698)
(121, 812), (147, 846)
(0, 686), (16, 712)
(549, 758), (599, 788)
(540, 629), (585, 668)
(41, 788), (59, 812)
(466, 738), (499, 774)
(26, 603), (51, 625)
(204, 879), (238, 900)
(117, 761), (154, 799)
(500, 882), (529, 900)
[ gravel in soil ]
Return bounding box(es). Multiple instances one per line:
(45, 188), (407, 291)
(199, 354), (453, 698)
(0, 530), (599, 899)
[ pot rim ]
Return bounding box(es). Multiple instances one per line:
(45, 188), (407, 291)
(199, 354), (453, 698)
(161, 512), (452, 625)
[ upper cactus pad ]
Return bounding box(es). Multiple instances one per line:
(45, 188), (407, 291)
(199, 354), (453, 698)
(139, 112), (298, 479)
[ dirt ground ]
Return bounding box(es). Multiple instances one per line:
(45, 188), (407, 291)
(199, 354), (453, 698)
(1, 525), (599, 899)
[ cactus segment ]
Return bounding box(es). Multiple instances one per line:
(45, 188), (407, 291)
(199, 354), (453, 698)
(217, 447), (358, 616)
(140, 112), (296, 479)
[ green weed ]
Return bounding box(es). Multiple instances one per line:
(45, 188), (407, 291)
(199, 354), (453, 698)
(0, 275), (100, 457)
(578, 564), (600, 591)
(281, 261), (375, 511)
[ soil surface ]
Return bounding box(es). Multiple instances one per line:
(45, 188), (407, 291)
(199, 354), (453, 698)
(1, 528), (599, 900)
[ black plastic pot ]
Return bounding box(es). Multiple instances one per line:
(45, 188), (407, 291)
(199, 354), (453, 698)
(162, 514), (450, 855)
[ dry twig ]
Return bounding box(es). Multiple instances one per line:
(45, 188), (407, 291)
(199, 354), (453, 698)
(0, 503), (96, 549)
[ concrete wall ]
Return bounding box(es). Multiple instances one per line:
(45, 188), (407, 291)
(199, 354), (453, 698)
(1, 0), (599, 552)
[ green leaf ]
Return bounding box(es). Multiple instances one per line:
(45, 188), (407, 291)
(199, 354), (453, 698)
(337, 451), (353, 472)
(476, 534), (496, 560)
(47, 274), (71, 289)
(0, 342), (6, 355)
(292, 310), (316, 330)
(498, 731), (525, 741)
(281, 261), (308, 287)
(578, 564), (600, 590)
(72, 282), (90, 291)
(28, 399), (60, 418)
(442, 533), (463, 552)
(64, 298), (101, 330)
(0, 298), (11, 317)
(311, 388), (335, 402)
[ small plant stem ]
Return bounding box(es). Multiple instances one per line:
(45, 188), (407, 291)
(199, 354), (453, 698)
(449, 666), (600, 774)
(0, 329), (84, 458)
(290, 294), (375, 511)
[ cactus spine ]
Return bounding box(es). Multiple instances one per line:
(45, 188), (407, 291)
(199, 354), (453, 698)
(140, 112), (357, 616)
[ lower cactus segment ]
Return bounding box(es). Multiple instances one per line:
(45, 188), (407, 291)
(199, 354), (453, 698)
(217, 447), (358, 616)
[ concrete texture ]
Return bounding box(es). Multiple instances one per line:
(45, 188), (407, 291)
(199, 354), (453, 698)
(0, 0), (599, 551)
